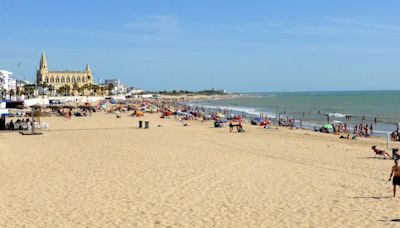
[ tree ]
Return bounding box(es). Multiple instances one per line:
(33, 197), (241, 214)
(58, 84), (71, 96)
(81, 84), (89, 96)
(56, 86), (64, 96)
(24, 85), (35, 96)
(90, 84), (99, 95)
(107, 83), (114, 95)
(39, 81), (48, 89)
(48, 84), (55, 96)
(72, 83), (79, 95)
(77, 85), (84, 96)
(64, 84), (71, 96)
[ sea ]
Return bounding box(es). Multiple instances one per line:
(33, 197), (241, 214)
(187, 90), (400, 136)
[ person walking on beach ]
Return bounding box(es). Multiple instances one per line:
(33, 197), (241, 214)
(388, 160), (400, 197)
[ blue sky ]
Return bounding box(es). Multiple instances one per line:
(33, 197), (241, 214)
(1, 0), (400, 92)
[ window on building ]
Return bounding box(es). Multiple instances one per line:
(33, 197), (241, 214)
(56, 77), (60, 83)
(66, 77), (70, 83)
(77, 77), (81, 83)
(82, 76), (86, 82)
(45, 77), (49, 83)
(50, 77), (54, 83)
(61, 76), (65, 83)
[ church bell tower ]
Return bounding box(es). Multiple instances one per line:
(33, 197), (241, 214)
(37, 51), (48, 84)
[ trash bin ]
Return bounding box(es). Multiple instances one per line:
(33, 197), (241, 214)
(138, 120), (143, 128)
(144, 121), (149, 129)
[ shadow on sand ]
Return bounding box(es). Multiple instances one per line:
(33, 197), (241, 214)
(47, 126), (137, 132)
(350, 196), (391, 200)
(377, 218), (400, 223)
(357, 156), (389, 160)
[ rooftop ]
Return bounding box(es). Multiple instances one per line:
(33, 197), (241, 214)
(48, 70), (85, 73)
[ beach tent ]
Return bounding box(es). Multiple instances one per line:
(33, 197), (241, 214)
(133, 110), (144, 117)
(260, 120), (271, 126)
(254, 117), (263, 122)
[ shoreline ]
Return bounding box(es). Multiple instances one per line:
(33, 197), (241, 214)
(184, 95), (400, 138)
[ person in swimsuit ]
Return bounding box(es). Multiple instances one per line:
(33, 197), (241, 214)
(229, 120), (234, 132)
(388, 160), (400, 197)
(371, 146), (391, 159)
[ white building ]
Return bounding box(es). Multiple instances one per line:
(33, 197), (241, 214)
(129, 87), (144, 94)
(104, 79), (130, 94)
(0, 70), (16, 92)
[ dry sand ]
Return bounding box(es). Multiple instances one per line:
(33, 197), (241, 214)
(1, 112), (399, 227)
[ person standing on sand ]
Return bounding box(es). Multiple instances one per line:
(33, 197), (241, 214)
(370, 123), (373, 135)
(388, 160), (400, 197)
(229, 120), (234, 132)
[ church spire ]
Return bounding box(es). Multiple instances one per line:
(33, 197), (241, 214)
(85, 63), (91, 73)
(39, 50), (48, 72)
(40, 50), (48, 71)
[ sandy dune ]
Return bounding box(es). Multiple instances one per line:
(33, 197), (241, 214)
(0, 113), (399, 227)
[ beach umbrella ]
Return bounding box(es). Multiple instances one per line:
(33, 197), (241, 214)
(78, 105), (95, 110)
(14, 105), (25, 110)
(254, 117), (263, 122)
(47, 104), (62, 109)
(260, 120), (271, 126)
(323, 124), (333, 129)
(30, 104), (43, 109)
(62, 105), (76, 109)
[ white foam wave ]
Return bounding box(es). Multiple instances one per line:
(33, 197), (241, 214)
(328, 112), (347, 118)
(188, 103), (277, 118)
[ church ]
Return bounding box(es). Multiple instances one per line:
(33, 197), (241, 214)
(36, 51), (93, 89)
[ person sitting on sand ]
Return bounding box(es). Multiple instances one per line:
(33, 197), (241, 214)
(388, 160), (400, 197)
(371, 145), (391, 159)
(339, 134), (351, 139)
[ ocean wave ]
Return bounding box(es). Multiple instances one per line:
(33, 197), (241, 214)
(188, 103), (277, 118)
(327, 113), (347, 118)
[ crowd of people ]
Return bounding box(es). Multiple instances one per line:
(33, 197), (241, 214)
(353, 123), (373, 137)
(6, 118), (35, 131)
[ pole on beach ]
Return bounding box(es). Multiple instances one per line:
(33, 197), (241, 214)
(387, 133), (391, 149)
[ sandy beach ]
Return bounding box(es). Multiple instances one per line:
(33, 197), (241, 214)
(1, 112), (399, 227)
